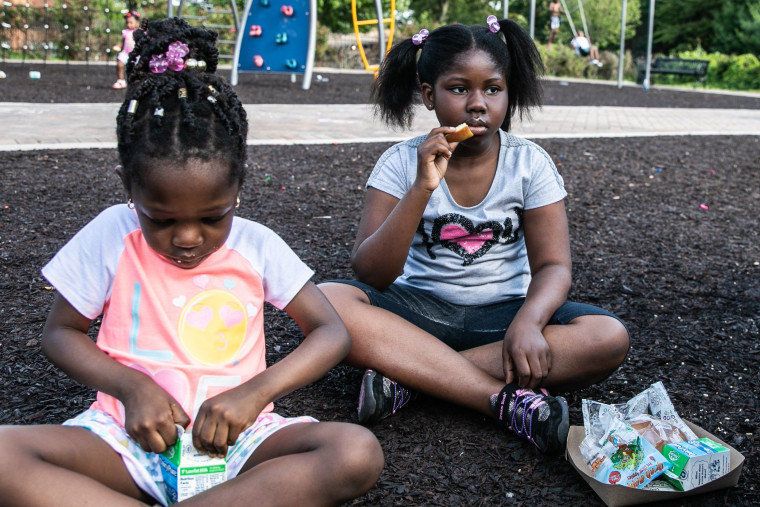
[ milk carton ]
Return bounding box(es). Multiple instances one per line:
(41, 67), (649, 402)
(160, 429), (227, 504)
(662, 438), (730, 491)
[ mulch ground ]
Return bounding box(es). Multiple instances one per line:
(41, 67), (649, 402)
(1, 62), (759, 506)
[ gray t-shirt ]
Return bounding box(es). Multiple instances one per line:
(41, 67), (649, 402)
(366, 130), (567, 306)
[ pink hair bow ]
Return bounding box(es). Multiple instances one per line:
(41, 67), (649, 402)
(149, 41), (190, 74)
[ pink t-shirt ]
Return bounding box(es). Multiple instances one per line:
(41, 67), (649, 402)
(122, 28), (136, 55)
(42, 205), (313, 426)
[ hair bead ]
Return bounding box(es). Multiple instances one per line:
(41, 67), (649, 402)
(487, 15), (501, 33)
(412, 28), (429, 46)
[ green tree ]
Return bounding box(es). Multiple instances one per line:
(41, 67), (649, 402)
(713, 1), (760, 56)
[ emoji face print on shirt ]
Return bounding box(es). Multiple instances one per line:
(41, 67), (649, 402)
(178, 287), (247, 365)
(419, 210), (523, 266)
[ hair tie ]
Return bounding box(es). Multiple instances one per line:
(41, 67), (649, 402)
(486, 15), (500, 33)
(148, 40), (206, 74)
(411, 28), (429, 46)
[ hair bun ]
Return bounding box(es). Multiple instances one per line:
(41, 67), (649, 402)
(129, 17), (219, 78)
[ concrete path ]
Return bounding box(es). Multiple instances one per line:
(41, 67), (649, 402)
(1, 102), (759, 151)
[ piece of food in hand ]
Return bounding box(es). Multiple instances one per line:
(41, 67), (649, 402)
(445, 123), (473, 143)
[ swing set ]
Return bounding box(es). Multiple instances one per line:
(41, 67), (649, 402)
(559, 0), (590, 40)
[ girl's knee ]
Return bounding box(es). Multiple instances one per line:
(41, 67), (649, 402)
(318, 281), (360, 301)
(572, 315), (629, 368)
(344, 425), (384, 471)
(317, 283), (371, 314)
(332, 425), (384, 489)
(605, 318), (630, 365)
(0, 425), (32, 456)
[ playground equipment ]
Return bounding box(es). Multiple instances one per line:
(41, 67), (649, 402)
(230, 0), (317, 88)
(351, 0), (395, 72)
(171, 0), (240, 64)
(559, 0), (589, 39)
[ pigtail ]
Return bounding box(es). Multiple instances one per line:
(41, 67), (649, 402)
(371, 38), (424, 130)
(496, 18), (544, 132)
(116, 17), (248, 188)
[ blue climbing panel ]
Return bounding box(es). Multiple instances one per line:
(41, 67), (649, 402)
(231, 0), (316, 89)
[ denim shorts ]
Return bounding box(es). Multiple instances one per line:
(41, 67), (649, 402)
(331, 280), (625, 351)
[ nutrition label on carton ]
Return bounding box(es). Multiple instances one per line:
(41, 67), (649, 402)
(160, 428), (227, 504)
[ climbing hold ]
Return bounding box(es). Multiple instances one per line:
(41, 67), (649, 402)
(259, 0), (269, 6)
(275, 32), (288, 44)
(253, 55), (264, 67)
(284, 59), (297, 69)
(281, 5), (294, 16)
(249, 25), (262, 37)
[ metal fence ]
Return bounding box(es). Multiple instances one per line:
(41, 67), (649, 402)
(0, 0), (237, 63)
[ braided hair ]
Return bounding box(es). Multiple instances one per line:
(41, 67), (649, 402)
(116, 17), (248, 189)
(371, 18), (544, 132)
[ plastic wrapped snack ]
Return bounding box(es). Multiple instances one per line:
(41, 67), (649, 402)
(646, 381), (698, 441)
(579, 418), (672, 488)
(629, 414), (689, 452)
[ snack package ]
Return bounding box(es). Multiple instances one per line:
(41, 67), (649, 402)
(579, 381), (704, 488)
(582, 382), (695, 449)
(646, 381), (698, 441)
(579, 418), (672, 488)
(629, 414), (689, 452)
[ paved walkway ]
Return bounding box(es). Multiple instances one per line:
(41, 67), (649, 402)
(2, 101), (759, 151)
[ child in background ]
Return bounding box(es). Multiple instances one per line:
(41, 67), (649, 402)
(319, 16), (629, 456)
(0, 17), (383, 506)
(548, 0), (563, 48)
(112, 10), (140, 89)
(571, 30), (603, 67)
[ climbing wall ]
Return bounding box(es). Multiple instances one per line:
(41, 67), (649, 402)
(231, 0), (315, 89)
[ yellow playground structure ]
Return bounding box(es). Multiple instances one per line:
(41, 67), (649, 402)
(351, 0), (395, 72)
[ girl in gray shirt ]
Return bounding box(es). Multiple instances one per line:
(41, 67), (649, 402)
(319, 16), (629, 457)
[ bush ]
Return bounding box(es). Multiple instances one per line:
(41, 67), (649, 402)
(720, 53), (760, 91)
(651, 47), (760, 91)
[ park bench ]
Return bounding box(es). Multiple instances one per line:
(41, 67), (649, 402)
(638, 57), (710, 88)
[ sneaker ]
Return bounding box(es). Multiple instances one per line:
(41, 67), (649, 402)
(357, 369), (417, 424)
(112, 79), (127, 89)
(490, 384), (569, 456)
(590, 59), (603, 68)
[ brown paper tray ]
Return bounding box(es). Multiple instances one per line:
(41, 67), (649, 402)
(565, 420), (745, 507)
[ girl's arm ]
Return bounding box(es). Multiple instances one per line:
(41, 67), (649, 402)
(351, 127), (459, 289)
(191, 281), (350, 457)
(502, 200), (572, 389)
(42, 294), (190, 451)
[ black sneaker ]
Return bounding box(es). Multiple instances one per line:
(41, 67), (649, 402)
(490, 384), (569, 456)
(357, 369), (417, 424)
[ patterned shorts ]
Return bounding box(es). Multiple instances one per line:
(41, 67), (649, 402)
(64, 408), (317, 505)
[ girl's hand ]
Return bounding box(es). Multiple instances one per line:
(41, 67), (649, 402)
(191, 387), (264, 458)
(414, 126), (462, 193)
(41, 294), (190, 454)
(121, 378), (190, 454)
(189, 282), (347, 459)
(502, 321), (552, 389)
